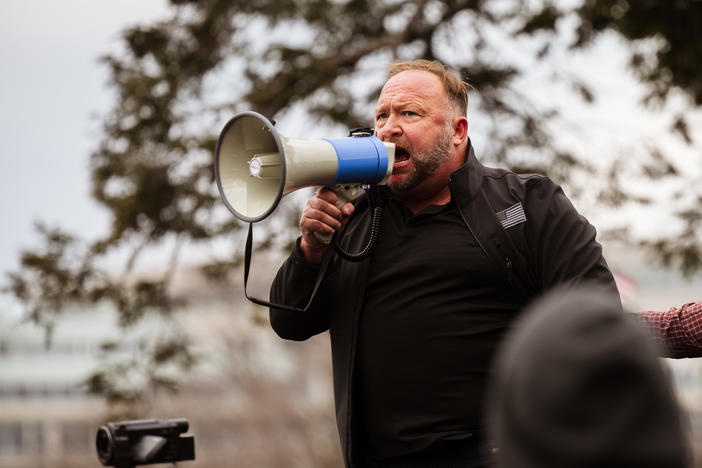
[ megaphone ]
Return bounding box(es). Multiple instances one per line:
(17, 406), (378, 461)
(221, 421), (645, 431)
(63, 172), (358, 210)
(214, 111), (395, 223)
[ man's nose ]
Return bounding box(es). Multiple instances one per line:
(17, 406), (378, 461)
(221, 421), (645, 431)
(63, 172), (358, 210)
(376, 116), (401, 141)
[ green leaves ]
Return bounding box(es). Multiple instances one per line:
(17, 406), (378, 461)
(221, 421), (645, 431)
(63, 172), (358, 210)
(573, 0), (702, 105)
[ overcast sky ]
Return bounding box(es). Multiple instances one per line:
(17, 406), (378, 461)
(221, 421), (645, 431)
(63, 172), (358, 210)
(0, 0), (169, 277)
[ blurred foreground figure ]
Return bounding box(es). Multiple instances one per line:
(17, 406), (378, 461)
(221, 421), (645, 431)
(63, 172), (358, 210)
(489, 287), (690, 468)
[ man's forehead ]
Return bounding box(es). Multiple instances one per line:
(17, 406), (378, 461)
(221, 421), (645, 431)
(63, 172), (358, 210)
(376, 70), (445, 106)
(375, 94), (426, 109)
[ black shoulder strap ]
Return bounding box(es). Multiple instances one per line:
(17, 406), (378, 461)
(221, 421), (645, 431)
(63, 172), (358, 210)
(244, 223), (334, 312)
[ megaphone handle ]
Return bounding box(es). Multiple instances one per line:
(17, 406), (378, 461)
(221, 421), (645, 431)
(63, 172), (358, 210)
(314, 184), (362, 244)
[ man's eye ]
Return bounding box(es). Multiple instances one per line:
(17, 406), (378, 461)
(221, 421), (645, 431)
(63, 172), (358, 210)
(402, 111), (417, 116)
(376, 113), (387, 121)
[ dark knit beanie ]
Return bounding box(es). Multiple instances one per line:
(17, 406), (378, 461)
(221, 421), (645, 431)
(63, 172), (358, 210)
(488, 286), (690, 468)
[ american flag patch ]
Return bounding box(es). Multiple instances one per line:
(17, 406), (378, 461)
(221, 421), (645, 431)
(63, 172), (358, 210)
(496, 203), (526, 229)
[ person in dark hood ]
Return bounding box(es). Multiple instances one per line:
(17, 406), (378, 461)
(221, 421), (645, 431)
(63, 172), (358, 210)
(488, 286), (690, 468)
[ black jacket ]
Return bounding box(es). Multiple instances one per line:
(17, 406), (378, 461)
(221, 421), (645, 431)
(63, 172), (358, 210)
(270, 141), (619, 466)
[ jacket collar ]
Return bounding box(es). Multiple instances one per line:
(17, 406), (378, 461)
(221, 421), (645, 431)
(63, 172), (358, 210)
(449, 138), (486, 201)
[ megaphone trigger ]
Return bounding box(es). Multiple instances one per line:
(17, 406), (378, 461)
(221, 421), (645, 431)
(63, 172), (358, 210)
(334, 184), (363, 206)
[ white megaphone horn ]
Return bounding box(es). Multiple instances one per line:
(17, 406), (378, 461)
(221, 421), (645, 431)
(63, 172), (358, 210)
(214, 111), (395, 225)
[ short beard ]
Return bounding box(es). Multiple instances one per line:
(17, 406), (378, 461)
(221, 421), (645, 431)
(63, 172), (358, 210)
(390, 124), (454, 193)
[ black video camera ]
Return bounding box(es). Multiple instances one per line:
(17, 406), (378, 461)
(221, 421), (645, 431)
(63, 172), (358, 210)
(96, 418), (195, 468)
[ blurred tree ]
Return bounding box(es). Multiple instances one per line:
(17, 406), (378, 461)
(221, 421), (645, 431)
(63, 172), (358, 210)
(4, 0), (702, 408)
(570, 0), (702, 274)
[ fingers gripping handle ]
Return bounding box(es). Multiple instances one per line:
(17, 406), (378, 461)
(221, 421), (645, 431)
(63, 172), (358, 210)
(313, 184), (362, 244)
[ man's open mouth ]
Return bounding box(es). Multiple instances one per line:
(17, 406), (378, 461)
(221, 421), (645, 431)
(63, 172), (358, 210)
(394, 148), (410, 163)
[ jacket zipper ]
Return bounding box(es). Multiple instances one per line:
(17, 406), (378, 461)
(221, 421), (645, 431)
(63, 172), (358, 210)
(453, 195), (496, 271)
(505, 257), (513, 287)
(449, 186), (518, 292)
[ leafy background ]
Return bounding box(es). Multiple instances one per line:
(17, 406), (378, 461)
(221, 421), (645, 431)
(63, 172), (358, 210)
(1, 0), (701, 466)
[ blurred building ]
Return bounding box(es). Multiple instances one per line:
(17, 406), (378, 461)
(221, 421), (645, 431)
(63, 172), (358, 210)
(0, 301), (110, 468)
(0, 266), (340, 468)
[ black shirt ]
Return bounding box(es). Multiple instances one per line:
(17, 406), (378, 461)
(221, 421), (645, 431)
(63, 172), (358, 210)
(355, 196), (523, 461)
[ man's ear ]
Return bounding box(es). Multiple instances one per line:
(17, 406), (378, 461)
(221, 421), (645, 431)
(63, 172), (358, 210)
(452, 116), (468, 145)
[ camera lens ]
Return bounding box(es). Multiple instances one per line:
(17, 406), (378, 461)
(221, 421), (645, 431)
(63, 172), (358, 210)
(96, 426), (114, 465)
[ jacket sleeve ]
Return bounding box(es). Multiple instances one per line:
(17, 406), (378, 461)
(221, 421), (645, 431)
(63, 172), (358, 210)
(269, 237), (331, 341)
(526, 177), (621, 302)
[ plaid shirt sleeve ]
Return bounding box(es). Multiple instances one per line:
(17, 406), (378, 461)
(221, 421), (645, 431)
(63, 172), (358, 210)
(638, 302), (702, 359)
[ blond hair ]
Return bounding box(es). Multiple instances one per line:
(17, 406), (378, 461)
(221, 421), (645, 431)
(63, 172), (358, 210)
(389, 60), (470, 117)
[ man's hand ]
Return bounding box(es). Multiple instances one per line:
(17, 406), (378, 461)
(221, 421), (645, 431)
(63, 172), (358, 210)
(300, 187), (355, 264)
